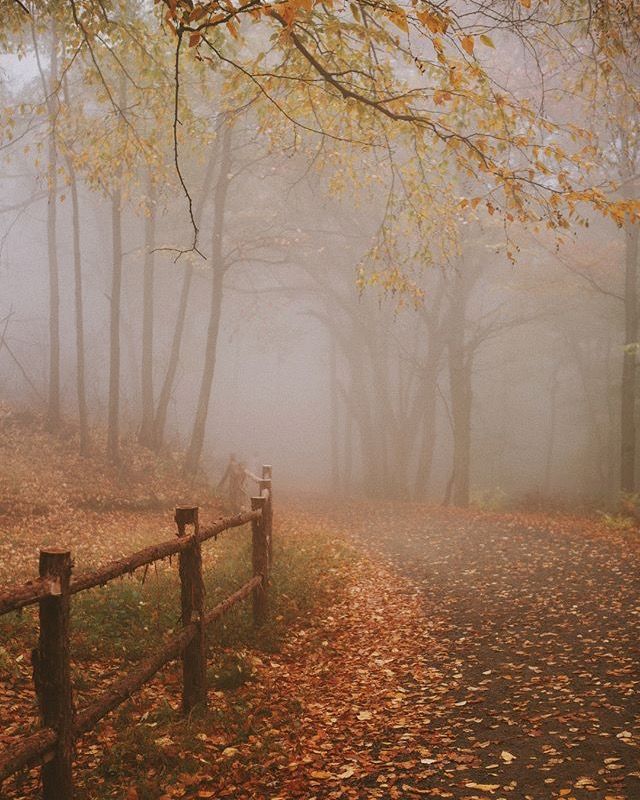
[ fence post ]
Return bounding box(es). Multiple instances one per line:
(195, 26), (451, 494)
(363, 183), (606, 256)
(251, 496), (268, 627)
(35, 548), (74, 800)
(258, 471), (273, 575)
(175, 506), (207, 713)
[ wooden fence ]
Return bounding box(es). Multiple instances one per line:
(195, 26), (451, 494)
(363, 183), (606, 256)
(0, 465), (273, 799)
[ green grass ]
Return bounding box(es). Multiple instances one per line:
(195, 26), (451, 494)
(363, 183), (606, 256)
(0, 518), (355, 799)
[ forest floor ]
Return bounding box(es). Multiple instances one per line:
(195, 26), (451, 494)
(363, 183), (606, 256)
(1, 408), (639, 799)
(173, 498), (640, 800)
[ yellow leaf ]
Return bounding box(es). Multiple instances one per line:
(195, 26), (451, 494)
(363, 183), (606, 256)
(417, 9), (440, 33)
(461, 35), (474, 55)
(310, 770), (333, 780)
(388, 9), (408, 33)
(480, 33), (495, 48)
(433, 89), (452, 105)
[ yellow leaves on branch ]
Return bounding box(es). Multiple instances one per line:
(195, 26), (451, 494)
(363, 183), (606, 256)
(387, 8), (409, 33)
(416, 9), (448, 34)
(433, 90), (452, 105)
(270, 0), (315, 27)
(460, 35), (474, 56)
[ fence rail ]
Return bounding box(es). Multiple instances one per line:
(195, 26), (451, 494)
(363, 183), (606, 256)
(0, 465), (274, 799)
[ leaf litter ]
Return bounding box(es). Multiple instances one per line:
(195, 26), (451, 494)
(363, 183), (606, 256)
(0, 415), (638, 799)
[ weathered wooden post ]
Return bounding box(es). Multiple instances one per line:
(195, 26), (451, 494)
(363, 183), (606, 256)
(261, 465), (273, 565)
(251, 496), (268, 627)
(229, 458), (245, 513)
(34, 548), (74, 800)
(258, 475), (273, 577)
(175, 506), (207, 712)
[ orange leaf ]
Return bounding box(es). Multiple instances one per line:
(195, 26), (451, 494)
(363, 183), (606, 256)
(461, 35), (474, 55)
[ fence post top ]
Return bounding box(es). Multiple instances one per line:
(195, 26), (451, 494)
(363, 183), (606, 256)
(174, 506), (199, 526)
(251, 496), (266, 511)
(262, 465), (272, 478)
(38, 549), (72, 574)
(39, 547), (71, 557)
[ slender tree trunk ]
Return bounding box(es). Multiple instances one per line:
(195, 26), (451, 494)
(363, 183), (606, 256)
(139, 175), (156, 447)
(621, 217), (639, 494)
(153, 263), (192, 450)
(152, 144), (219, 450)
(344, 398), (353, 493)
(46, 99), (60, 427)
(370, 331), (394, 495)
(352, 355), (380, 496)
(447, 274), (472, 507)
(33, 21), (60, 429)
(329, 334), (340, 492)
(414, 281), (446, 501)
(413, 376), (439, 501)
(449, 354), (472, 507)
(544, 362), (561, 495)
(107, 183), (123, 463)
(184, 124), (233, 475)
(64, 147), (89, 454)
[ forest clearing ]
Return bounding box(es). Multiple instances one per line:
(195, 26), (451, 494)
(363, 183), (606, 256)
(1, 1), (640, 798)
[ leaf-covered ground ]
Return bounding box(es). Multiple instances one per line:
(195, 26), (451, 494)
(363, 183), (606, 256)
(1, 408), (638, 800)
(177, 499), (639, 800)
(0, 404), (217, 581)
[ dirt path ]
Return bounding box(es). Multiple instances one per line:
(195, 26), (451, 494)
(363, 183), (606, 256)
(331, 501), (640, 800)
(184, 501), (639, 800)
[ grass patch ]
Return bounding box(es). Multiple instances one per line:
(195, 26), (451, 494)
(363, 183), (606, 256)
(0, 515), (355, 799)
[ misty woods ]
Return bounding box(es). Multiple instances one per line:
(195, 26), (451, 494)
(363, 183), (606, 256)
(0, 2), (638, 509)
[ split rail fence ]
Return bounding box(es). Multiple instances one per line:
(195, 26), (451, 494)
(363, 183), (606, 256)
(0, 465), (273, 799)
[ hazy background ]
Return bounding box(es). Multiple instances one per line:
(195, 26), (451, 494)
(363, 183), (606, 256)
(0, 22), (635, 509)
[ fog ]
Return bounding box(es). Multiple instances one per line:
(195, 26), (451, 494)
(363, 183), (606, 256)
(0, 10), (637, 510)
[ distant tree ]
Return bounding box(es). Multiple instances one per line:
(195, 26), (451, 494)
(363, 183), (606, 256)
(31, 18), (60, 430)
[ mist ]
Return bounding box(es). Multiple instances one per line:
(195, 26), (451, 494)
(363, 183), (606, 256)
(0, 4), (639, 800)
(0, 114), (632, 505)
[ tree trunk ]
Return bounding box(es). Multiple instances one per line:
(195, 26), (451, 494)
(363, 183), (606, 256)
(329, 334), (340, 492)
(139, 175), (156, 448)
(413, 376), (439, 501)
(544, 361), (561, 495)
(414, 280), (447, 501)
(621, 217), (639, 494)
(184, 124), (233, 475)
(33, 21), (60, 429)
(449, 354), (472, 507)
(344, 397), (353, 493)
(64, 148), (89, 454)
(447, 274), (472, 507)
(152, 143), (220, 450)
(107, 184), (123, 463)
(351, 356), (380, 496)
